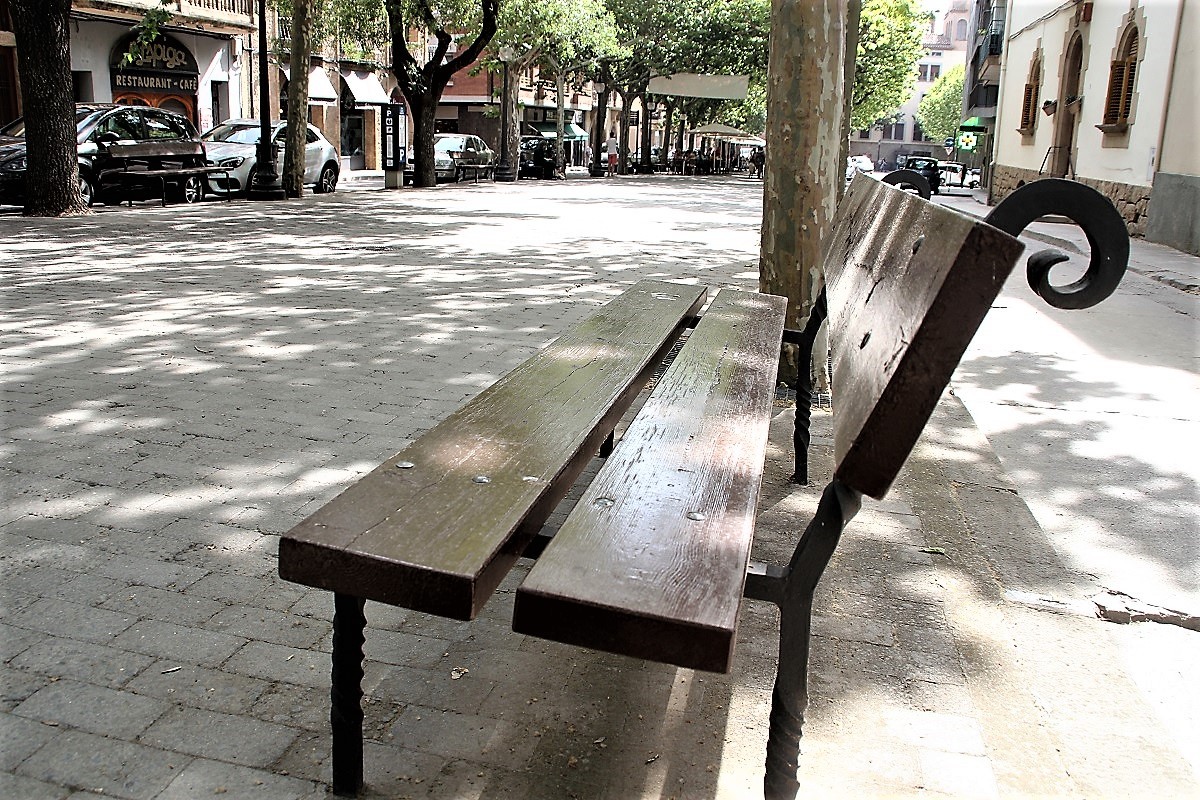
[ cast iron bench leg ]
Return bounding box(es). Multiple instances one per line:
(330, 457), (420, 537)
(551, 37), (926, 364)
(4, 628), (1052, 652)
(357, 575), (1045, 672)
(332, 593), (366, 797)
(790, 289), (828, 485)
(763, 480), (861, 800)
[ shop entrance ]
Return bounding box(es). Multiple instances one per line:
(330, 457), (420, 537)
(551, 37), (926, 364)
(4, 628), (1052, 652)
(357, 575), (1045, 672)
(109, 31), (199, 125)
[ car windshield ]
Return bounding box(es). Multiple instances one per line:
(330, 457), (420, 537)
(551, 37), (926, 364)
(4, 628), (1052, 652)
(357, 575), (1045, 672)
(908, 158), (936, 169)
(435, 137), (467, 151)
(204, 123), (261, 144)
(2, 108), (106, 140)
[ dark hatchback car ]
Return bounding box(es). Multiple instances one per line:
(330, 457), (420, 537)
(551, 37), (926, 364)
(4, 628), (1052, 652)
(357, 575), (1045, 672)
(899, 155), (942, 194)
(0, 104), (205, 207)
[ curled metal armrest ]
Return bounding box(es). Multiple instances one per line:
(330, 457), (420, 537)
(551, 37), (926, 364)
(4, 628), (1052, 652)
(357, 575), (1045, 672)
(983, 178), (1129, 310)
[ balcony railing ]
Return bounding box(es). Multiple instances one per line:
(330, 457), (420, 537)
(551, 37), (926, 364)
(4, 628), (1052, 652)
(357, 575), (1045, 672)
(186, 0), (252, 15)
(73, 0), (254, 30)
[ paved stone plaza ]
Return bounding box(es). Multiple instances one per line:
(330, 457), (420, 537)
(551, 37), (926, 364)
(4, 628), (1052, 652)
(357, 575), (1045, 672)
(1, 176), (1197, 799)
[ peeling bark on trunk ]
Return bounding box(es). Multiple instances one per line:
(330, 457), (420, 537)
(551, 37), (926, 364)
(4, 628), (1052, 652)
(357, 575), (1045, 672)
(283, 0), (313, 198)
(759, 0), (846, 383)
(10, 0), (85, 216)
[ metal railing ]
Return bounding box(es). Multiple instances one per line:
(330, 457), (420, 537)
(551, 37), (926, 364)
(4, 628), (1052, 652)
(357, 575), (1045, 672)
(184, 0), (253, 16)
(96, 0), (254, 24)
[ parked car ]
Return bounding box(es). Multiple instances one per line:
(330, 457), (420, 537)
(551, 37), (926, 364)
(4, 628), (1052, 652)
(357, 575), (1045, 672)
(202, 119), (339, 196)
(0, 103), (205, 207)
(845, 154), (875, 182)
(628, 147), (662, 173)
(898, 155), (942, 194)
(938, 161), (980, 190)
(434, 133), (496, 182)
(519, 136), (557, 179)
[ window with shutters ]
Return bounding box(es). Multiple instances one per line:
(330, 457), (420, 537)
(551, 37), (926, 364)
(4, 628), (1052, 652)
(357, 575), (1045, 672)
(1017, 54), (1042, 136)
(1100, 26), (1139, 133)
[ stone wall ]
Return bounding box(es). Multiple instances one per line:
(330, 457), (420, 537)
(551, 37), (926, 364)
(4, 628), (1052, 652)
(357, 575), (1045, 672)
(990, 164), (1153, 238)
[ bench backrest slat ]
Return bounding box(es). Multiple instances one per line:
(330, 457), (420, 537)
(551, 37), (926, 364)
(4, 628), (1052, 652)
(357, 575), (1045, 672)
(279, 280), (706, 620)
(513, 289), (788, 673)
(107, 141), (205, 159)
(826, 175), (1025, 499)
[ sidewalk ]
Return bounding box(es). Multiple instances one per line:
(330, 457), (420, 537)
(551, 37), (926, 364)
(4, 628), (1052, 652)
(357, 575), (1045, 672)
(1, 177), (1196, 798)
(935, 186), (1200, 294)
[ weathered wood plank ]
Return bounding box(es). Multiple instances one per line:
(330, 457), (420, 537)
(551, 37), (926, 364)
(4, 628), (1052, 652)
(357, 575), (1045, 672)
(825, 174), (1025, 499)
(512, 289), (787, 673)
(279, 281), (706, 620)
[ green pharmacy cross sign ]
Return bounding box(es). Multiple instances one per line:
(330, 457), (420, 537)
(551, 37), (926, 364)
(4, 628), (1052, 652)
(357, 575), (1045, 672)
(956, 131), (979, 152)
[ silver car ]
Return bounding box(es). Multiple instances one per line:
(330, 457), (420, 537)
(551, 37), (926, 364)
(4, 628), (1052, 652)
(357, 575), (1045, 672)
(433, 133), (496, 182)
(202, 120), (339, 196)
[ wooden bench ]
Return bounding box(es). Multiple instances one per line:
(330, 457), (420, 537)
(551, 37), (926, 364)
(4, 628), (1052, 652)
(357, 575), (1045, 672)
(104, 141), (229, 206)
(278, 174), (1127, 798)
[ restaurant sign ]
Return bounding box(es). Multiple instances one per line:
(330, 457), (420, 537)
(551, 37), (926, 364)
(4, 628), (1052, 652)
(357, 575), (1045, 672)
(110, 32), (200, 95)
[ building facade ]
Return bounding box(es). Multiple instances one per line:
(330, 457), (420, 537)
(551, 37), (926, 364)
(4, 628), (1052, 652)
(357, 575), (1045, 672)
(989, 0), (1196, 252)
(0, 0), (255, 133)
(849, 0), (971, 169)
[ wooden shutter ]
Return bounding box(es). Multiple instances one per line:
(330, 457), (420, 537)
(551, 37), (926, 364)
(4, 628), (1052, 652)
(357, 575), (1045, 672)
(1103, 61), (1126, 124)
(1021, 84), (1036, 129)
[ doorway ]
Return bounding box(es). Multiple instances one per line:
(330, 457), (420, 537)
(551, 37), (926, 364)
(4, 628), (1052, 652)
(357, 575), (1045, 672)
(1050, 35), (1083, 178)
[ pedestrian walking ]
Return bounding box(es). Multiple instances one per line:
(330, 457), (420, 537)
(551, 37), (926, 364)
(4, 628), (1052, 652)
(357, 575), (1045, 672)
(606, 132), (619, 176)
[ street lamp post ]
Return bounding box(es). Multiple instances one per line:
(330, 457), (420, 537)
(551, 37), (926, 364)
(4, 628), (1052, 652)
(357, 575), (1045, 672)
(249, 0), (285, 200)
(495, 45), (517, 182)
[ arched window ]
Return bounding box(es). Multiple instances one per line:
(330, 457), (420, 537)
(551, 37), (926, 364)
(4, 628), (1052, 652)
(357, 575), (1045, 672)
(956, 19), (968, 41)
(1102, 26), (1139, 127)
(1019, 53), (1042, 134)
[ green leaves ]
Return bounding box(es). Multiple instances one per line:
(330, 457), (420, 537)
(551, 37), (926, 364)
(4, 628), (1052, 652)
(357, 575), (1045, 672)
(851, 0), (924, 130)
(916, 63), (965, 143)
(120, 0), (173, 67)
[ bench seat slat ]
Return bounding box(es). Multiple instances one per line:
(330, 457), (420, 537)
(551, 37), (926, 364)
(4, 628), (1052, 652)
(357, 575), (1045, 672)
(512, 289), (787, 673)
(279, 281), (706, 620)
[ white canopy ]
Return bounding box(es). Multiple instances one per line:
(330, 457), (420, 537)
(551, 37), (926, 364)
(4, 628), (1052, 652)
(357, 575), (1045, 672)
(280, 65), (338, 105)
(648, 73), (750, 100)
(689, 123), (752, 137)
(341, 70), (391, 106)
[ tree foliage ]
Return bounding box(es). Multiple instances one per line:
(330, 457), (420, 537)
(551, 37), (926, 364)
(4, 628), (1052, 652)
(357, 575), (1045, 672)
(121, 0), (174, 66)
(916, 63), (964, 143)
(385, 0), (499, 186)
(851, 0), (924, 130)
(493, 0), (622, 173)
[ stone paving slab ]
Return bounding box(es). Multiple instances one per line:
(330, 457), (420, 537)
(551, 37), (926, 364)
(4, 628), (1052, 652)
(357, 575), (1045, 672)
(2, 177), (1196, 798)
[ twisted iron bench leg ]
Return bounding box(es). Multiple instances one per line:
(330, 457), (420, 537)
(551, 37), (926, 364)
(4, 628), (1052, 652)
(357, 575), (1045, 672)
(761, 480), (861, 799)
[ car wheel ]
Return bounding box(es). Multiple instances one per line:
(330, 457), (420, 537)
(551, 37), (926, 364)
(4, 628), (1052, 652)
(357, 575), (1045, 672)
(315, 163), (338, 193)
(177, 175), (205, 204)
(78, 175), (95, 207)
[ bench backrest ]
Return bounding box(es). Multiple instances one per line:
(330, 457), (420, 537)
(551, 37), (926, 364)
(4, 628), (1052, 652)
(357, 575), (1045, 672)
(106, 141), (205, 162)
(825, 174), (1025, 499)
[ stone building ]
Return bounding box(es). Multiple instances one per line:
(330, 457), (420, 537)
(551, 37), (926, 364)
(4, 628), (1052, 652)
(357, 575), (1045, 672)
(0, 0), (255, 134)
(849, 0), (972, 170)
(989, 0), (1196, 252)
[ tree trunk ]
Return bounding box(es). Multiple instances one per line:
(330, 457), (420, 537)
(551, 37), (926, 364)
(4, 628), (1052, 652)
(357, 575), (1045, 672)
(554, 69), (567, 177)
(760, 0), (846, 383)
(660, 103), (674, 171)
(9, 0), (85, 216)
(838, 0), (862, 203)
(283, 0), (313, 198)
(592, 81), (609, 175)
(615, 88), (630, 174)
(411, 95), (439, 187)
(639, 99), (652, 172)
